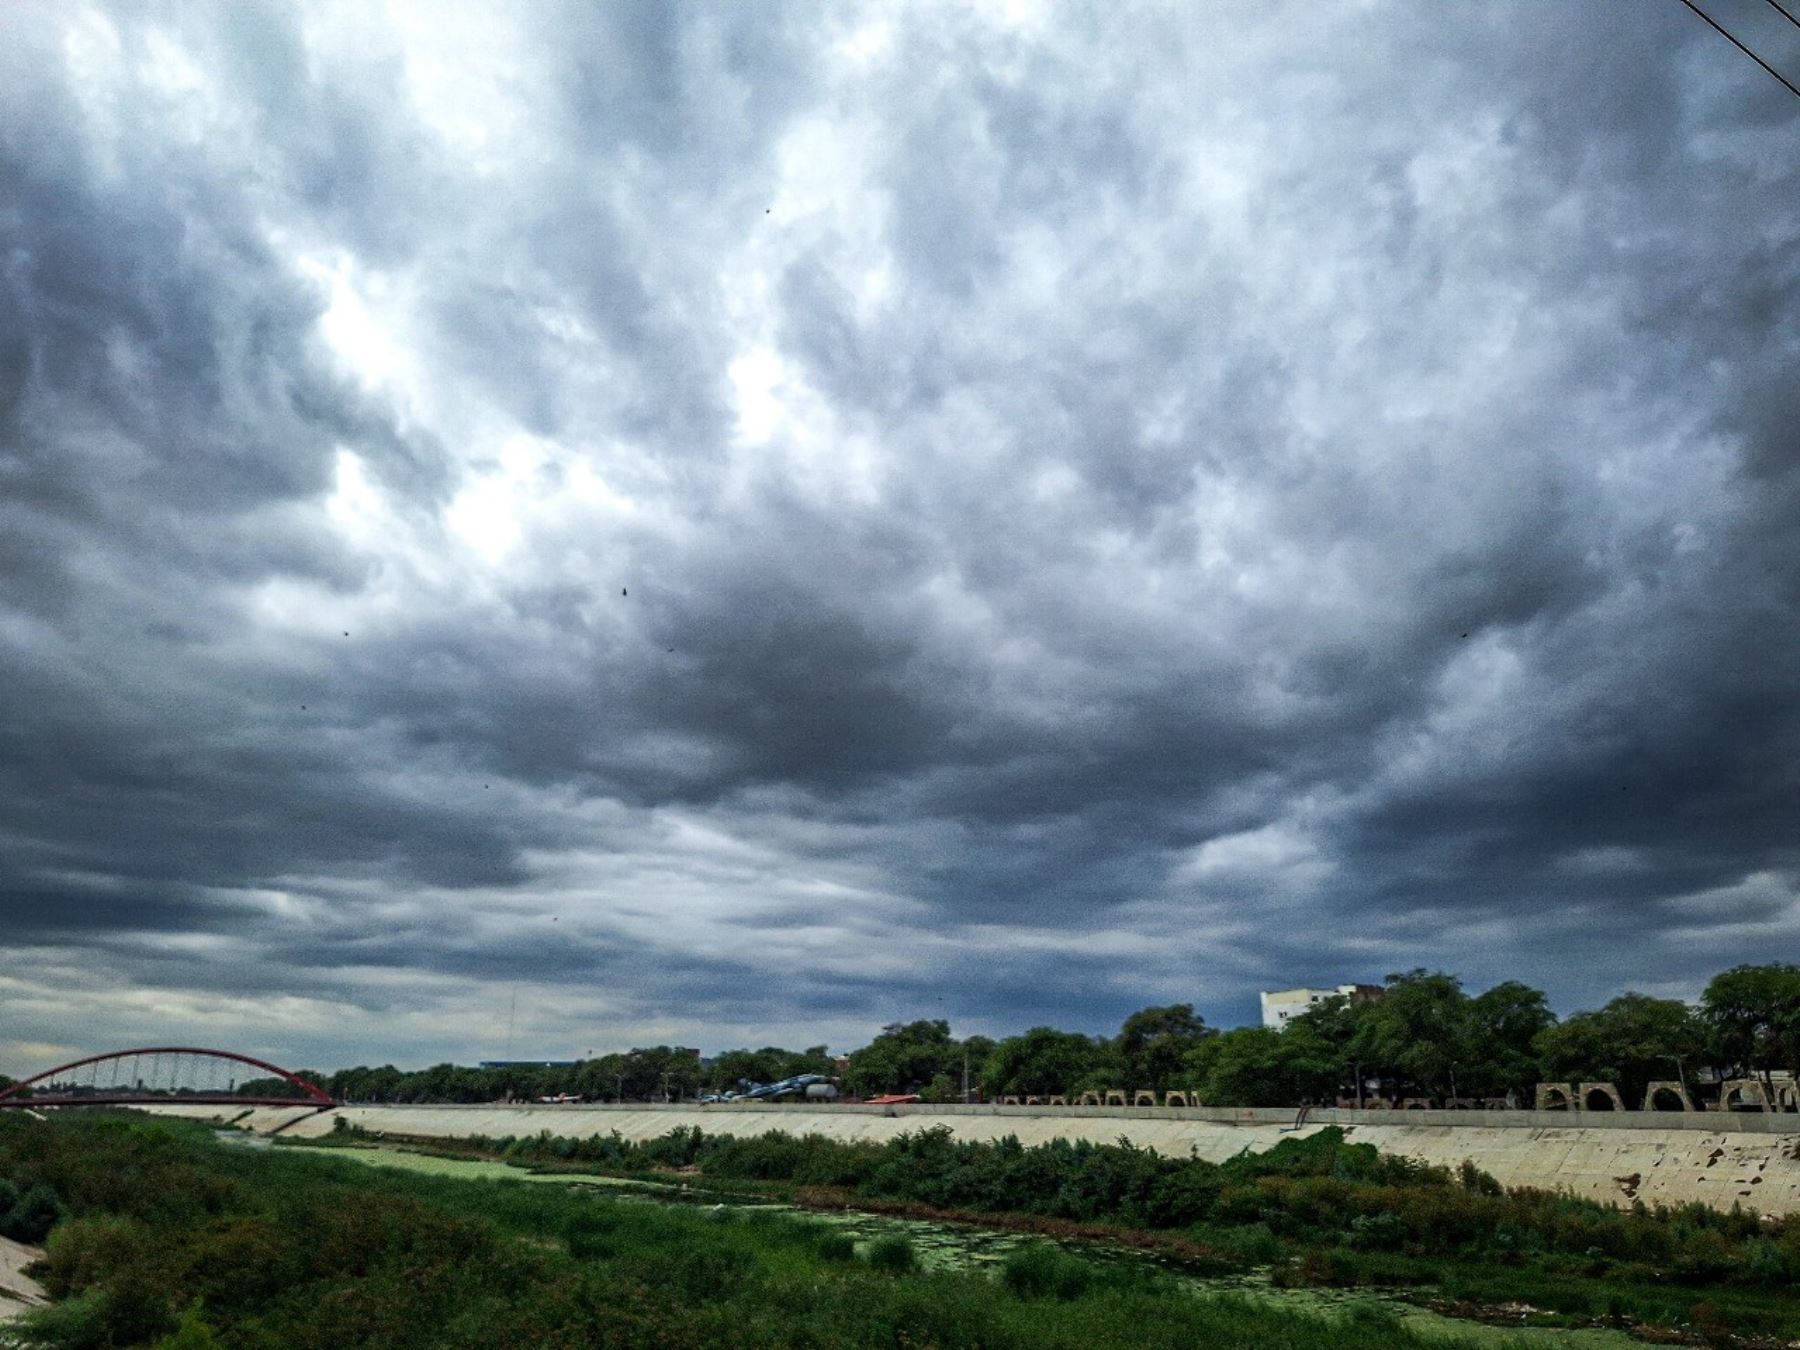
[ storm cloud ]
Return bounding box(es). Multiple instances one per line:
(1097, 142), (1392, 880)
(2, 0), (1797, 1072)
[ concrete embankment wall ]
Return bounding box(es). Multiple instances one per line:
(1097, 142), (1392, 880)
(149, 1101), (1800, 1217)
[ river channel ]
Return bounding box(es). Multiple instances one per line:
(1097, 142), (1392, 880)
(268, 1140), (1652, 1347)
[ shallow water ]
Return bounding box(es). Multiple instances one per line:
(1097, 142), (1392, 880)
(279, 1142), (1651, 1347)
(213, 1130), (271, 1150)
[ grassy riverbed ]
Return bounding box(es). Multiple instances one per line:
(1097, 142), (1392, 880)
(290, 1142), (1653, 1349)
(298, 1120), (1800, 1347)
(0, 1112), (1572, 1348)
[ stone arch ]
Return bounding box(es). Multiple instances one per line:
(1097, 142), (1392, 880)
(1076, 1091), (1102, 1106)
(1000, 1095), (1021, 1106)
(1721, 1079), (1768, 1112)
(1535, 1082), (1573, 1111)
(1481, 1098), (1510, 1110)
(1163, 1091), (1190, 1108)
(1580, 1082), (1624, 1112)
(1022, 1095), (1042, 1106)
(1132, 1090), (1158, 1107)
(1400, 1097), (1433, 1110)
(1046, 1095), (1066, 1106)
(1643, 1081), (1694, 1112)
(1444, 1098), (1478, 1110)
(1103, 1089), (1128, 1107)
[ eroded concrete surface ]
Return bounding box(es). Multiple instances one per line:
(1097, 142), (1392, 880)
(0, 1235), (47, 1326)
(144, 1102), (1800, 1217)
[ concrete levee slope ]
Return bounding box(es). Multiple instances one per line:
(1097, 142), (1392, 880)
(1347, 1123), (1799, 1213)
(143, 1100), (1800, 1216)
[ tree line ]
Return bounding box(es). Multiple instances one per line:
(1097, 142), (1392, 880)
(241, 1044), (837, 1106)
(239, 962), (1800, 1108)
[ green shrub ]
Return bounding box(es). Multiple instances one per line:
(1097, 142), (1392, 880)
(1457, 1159), (1502, 1195)
(1001, 1244), (1097, 1300)
(1144, 1164), (1222, 1227)
(563, 1215), (621, 1261)
(1195, 1221), (1284, 1266)
(11, 1286), (118, 1348)
(810, 1229), (857, 1262)
(1, 1182), (66, 1243)
(701, 1131), (811, 1181)
(1744, 1238), (1790, 1287)
(1341, 1300), (1403, 1333)
(863, 1234), (917, 1273)
(1348, 1212), (1406, 1251)
(16, 1265), (177, 1347)
(1299, 1246), (1359, 1285)
(152, 1301), (224, 1349)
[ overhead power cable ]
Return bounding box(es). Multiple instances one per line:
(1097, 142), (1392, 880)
(1676, 0), (1800, 101)
(1762, 0), (1800, 34)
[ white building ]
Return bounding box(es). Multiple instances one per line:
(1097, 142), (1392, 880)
(1259, 984), (1382, 1030)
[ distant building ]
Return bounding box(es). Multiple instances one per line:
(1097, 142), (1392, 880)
(478, 1060), (580, 1069)
(1259, 984), (1382, 1030)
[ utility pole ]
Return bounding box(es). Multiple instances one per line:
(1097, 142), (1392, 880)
(962, 1049), (970, 1104)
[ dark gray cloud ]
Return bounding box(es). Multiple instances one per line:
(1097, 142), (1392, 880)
(2, 0), (1797, 1072)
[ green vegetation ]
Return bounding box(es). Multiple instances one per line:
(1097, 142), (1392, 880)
(0, 1179), (66, 1244)
(246, 961), (1800, 1109)
(0, 1113), (1526, 1348)
(850, 963), (1800, 1106)
(390, 1122), (1800, 1342)
(237, 1043), (713, 1106)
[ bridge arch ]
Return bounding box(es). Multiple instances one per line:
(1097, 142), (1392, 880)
(0, 1047), (333, 1107)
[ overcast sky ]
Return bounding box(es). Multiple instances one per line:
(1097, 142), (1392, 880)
(2, 1), (1797, 1075)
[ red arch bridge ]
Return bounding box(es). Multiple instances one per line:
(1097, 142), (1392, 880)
(0, 1047), (336, 1111)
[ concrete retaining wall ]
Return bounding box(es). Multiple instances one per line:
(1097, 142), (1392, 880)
(147, 1100), (1800, 1216)
(163, 1099), (1800, 1133)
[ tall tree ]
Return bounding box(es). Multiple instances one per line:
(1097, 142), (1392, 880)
(1192, 1025), (1339, 1107)
(844, 1020), (959, 1097)
(1535, 994), (1704, 1106)
(982, 1027), (1112, 1096)
(1702, 963), (1800, 1096)
(1117, 1004), (1212, 1091)
(1463, 981), (1555, 1099)
(1346, 971), (1472, 1099)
